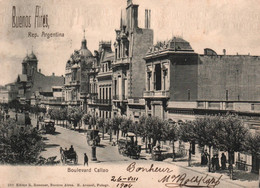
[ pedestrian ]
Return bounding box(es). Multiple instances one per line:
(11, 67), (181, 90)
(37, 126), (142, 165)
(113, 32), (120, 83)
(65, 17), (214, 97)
(215, 154), (220, 171)
(211, 155), (216, 172)
(84, 153), (88, 166)
(221, 153), (227, 170)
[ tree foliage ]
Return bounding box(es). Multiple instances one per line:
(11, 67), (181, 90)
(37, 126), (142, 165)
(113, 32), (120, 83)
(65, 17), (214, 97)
(0, 119), (44, 164)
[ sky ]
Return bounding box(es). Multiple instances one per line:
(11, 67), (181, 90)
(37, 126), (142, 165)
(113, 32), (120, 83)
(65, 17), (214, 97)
(0, 0), (260, 85)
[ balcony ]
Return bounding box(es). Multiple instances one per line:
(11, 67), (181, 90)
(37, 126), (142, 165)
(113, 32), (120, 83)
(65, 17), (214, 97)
(112, 57), (131, 67)
(70, 80), (80, 86)
(94, 99), (112, 105)
(143, 90), (170, 98)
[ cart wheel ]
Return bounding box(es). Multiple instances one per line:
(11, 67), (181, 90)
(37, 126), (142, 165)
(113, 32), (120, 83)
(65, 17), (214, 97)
(74, 154), (78, 164)
(61, 154), (65, 164)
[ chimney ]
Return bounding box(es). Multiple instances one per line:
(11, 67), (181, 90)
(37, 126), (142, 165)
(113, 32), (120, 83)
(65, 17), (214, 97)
(132, 5), (139, 29)
(39, 68), (41, 73)
(52, 72), (55, 76)
(145, 9), (148, 28)
(148, 9), (151, 29)
(223, 49), (226, 55)
(145, 9), (151, 29)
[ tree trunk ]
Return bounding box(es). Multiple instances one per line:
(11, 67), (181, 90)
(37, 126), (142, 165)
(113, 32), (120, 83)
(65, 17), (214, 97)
(208, 146), (212, 172)
(172, 140), (175, 161)
(109, 127), (112, 142)
(116, 129), (119, 142)
(188, 142), (192, 166)
(145, 136), (148, 153)
(102, 126), (105, 140)
(228, 151), (234, 180)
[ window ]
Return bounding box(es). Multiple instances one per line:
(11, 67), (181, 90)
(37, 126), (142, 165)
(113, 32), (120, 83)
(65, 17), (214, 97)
(147, 72), (151, 91)
(226, 90), (229, 101)
(154, 64), (161, 91)
(251, 104), (255, 111)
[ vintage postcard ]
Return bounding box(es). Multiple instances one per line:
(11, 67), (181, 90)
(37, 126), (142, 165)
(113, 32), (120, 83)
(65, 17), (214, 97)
(0, 0), (259, 187)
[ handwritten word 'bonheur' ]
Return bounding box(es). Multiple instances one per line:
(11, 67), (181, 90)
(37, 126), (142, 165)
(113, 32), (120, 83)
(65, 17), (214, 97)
(126, 162), (173, 173)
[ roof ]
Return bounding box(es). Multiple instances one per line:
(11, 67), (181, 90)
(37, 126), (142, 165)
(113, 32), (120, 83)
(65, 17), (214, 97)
(28, 51), (37, 60)
(102, 51), (114, 62)
(17, 74), (28, 82)
(31, 72), (64, 93)
(146, 36), (194, 55)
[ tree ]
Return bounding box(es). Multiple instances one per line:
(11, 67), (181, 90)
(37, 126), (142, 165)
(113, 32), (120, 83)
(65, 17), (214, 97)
(244, 133), (260, 184)
(179, 120), (197, 166)
(59, 108), (67, 127)
(120, 117), (133, 137)
(138, 115), (148, 152)
(104, 118), (113, 142)
(145, 116), (165, 147)
(163, 120), (179, 161)
(193, 115), (220, 172)
(96, 117), (105, 139)
(244, 133), (260, 159)
(67, 107), (84, 131)
(0, 119), (44, 164)
(217, 114), (249, 179)
(83, 113), (92, 129)
(112, 116), (124, 142)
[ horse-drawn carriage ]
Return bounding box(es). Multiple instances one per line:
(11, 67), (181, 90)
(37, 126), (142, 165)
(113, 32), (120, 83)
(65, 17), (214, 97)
(60, 147), (78, 165)
(86, 129), (100, 146)
(40, 119), (55, 134)
(118, 132), (141, 159)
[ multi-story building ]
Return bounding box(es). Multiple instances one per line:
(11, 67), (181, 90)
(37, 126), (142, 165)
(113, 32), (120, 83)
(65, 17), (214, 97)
(144, 37), (260, 174)
(64, 34), (97, 109)
(112, 0), (153, 120)
(16, 51), (64, 106)
(0, 83), (18, 104)
(144, 37), (198, 120)
(95, 41), (114, 118)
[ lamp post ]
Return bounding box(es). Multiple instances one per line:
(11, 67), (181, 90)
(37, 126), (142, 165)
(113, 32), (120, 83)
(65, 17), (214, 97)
(91, 145), (97, 161)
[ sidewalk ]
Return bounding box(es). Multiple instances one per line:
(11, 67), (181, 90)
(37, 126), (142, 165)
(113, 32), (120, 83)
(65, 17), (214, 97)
(39, 121), (260, 187)
(162, 153), (259, 188)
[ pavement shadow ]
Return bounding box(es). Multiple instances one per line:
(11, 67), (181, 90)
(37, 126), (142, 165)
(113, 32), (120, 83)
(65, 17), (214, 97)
(96, 144), (106, 148)
(42, 137), (49, 141)
(52, 131), (61, 135)
(233, 170), (258, 181)
(44, 143), (60, 148)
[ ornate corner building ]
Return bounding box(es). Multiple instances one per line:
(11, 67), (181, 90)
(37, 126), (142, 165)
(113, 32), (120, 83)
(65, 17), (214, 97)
(112, 0), (153, 121)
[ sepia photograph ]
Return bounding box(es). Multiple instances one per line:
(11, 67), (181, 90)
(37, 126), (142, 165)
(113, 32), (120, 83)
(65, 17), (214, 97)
(0, 0), (259, 187)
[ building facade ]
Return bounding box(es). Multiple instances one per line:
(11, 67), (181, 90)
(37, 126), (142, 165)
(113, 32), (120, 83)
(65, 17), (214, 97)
(64, 34), (98, 109)
(112, 0), (153, 120)
(0, 83), (18, 104)
(88, 41), (114, 118)
(16, 51), (64, 107)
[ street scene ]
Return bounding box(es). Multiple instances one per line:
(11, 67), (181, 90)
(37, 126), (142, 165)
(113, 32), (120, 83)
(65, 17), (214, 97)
(0, 0), (260, 187)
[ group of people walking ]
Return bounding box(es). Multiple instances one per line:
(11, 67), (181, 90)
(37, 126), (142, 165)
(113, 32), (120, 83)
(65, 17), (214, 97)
(201, 150), (227, 171)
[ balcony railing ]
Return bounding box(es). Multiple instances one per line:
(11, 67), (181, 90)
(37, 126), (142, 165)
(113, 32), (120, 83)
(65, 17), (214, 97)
(113, 57), (131, 66)
(94, 99), (112, 104)
(143, 90), (170, 98)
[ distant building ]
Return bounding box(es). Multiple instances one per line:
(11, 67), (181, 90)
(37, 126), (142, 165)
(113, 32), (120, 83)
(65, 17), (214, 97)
(0, 83), (18, 104)
(64, 33), (98, 109)
(88, 41), (114, 118)
(16, 51), (64, 107)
